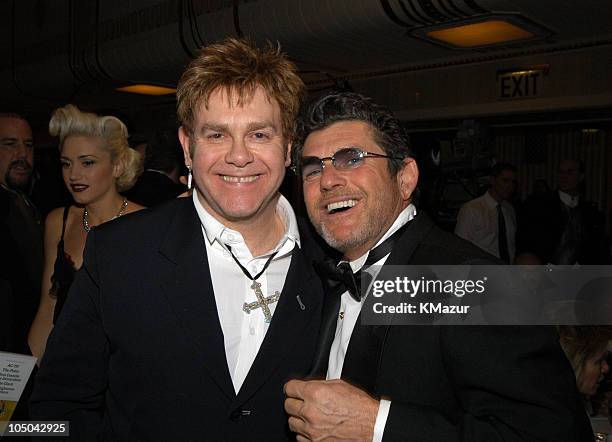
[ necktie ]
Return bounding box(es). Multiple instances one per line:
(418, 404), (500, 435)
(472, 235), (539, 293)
(313, 222), (408, 301)
(497, 203), (510, 263)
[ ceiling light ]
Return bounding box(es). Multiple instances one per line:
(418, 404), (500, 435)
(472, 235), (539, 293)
(412, 14), (552, 49)
(116, 84), (176, 96)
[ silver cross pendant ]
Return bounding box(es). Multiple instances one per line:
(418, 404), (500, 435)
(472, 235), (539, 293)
(242, 281), (281, 323)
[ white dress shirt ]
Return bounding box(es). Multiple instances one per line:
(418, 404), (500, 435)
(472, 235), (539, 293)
(326, 204), (417, 442)
(455, 191), (516, 262)
(558, 190), (579, 208)
(192, 192), (299, 393)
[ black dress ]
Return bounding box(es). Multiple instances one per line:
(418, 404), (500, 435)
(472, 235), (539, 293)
(49, 206), (77, 323)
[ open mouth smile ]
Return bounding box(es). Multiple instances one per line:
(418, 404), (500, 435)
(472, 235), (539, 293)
(326, 199), (357, 214)
(221, 175), (260, 183)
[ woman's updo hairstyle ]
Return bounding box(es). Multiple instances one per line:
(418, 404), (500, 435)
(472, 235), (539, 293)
(49, 104), (143, 191)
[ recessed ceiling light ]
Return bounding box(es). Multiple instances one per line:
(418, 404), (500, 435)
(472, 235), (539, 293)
(412, 14), (552, 49)
(116, 84), (176, 96)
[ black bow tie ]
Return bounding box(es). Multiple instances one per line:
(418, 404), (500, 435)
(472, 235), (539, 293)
(313, 222), (409, 301)
(313, 259), (371, 301)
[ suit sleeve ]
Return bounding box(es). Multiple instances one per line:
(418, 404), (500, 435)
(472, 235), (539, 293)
(381, 326), (593, 442)
(30, 230), (108, 441)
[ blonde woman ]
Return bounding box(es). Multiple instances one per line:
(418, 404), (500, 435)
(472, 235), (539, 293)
(559, 326), (612, 397)
(28, 105), (144, 361)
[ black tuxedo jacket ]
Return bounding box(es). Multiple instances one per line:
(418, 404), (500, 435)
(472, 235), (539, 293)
(311, 213), (593, 442)
(124, 170), (186, 207)
(0, 186), (42, 354)
(30, 197), (324, 441)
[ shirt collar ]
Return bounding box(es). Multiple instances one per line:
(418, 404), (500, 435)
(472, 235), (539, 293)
(1, 183), (18, 195)
(484, 190), (500, 208)
(191, 190), (301, 252)
(348, 203), (417, 272)
(1, 183), (32, 205)
(558, 190), (579, 208)
(145, 169), (172, 178)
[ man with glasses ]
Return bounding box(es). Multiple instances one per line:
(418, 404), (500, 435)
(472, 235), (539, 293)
(284, 92), (591, 441)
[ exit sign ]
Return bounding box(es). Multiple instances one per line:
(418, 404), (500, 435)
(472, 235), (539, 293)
(498, 66), (548, 100)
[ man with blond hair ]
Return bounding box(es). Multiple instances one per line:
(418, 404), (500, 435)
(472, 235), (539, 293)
(31, 38), (324, 441)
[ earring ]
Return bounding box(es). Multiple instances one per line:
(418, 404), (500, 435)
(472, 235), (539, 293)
(187, 166), (193, 189)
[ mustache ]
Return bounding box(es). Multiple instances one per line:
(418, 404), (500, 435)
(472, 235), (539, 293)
(9, 159), (32, 170)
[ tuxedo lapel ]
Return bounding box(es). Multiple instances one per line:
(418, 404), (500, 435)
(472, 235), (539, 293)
(306, 215), (436, 379)
(339, 213), (437, 389)
(340, 309), (383, 394)
(385, 213), (435, 266)
(158, 199), (235, 400)
(234, 246), (322, 404)
(307, 285), (340, 378)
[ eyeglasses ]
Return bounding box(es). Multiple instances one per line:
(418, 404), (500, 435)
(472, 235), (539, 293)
(294, 147), (405, 181)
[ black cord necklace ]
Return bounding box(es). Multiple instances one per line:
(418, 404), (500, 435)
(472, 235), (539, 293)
(227, 246), (280, 323)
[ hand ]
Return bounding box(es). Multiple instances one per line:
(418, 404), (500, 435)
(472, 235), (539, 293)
(284, 379), (379, 442)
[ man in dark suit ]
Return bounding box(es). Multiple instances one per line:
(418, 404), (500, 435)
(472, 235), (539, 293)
(124, 128), (186, 207)
(0, 113), (42, 433)
(30, 38), (324, 441)
(0, 112), (42, 355)
(284, 92), (593, 441)
(518, 159), (609, 264)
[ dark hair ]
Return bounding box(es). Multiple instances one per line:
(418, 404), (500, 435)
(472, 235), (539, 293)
(560, 158), (585, 174)
(0, 112), (29, 122)
(144, 130), (184, 174)
(490, 162), (517, 178)
(291, 91), (413, 175)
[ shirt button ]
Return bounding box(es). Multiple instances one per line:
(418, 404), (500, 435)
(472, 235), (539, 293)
(250, 327), (255, 336)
